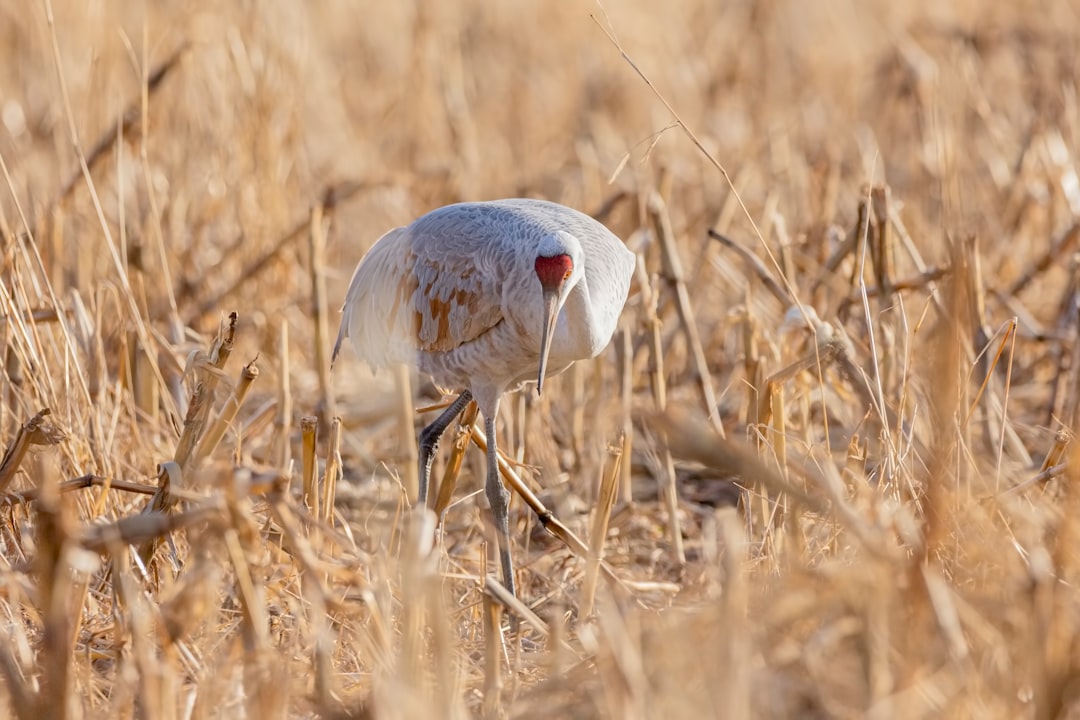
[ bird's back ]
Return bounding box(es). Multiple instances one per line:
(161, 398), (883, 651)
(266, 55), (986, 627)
(334, 199), (634, 378)
(411, 200), (635, 348)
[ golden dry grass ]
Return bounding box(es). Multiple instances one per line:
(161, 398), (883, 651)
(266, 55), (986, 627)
(2, 0), (1080, 717)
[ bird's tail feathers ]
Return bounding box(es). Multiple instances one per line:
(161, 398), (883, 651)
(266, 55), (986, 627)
(333, 226), (415, 372)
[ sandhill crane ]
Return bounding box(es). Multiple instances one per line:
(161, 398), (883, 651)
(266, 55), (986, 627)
(333, 198), (636, 598)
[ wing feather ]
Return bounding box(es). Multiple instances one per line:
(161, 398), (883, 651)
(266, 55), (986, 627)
(410, 237), (504, 352)
(333, 220), (506, 371)
(333, 226), (416, 370)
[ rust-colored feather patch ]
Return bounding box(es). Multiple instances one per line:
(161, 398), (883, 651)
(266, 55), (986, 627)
(337, 225), (506, 368)
(412, 256), (503, 353)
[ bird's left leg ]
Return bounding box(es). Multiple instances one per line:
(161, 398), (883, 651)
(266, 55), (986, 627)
(484, 411), (516, 598)
(418, 390), (473, 507)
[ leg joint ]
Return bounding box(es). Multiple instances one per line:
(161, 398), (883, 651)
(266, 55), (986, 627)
(418, 423), (442, 455)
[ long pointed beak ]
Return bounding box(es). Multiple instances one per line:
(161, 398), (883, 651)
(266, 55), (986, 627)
(536, 288), (561, 396)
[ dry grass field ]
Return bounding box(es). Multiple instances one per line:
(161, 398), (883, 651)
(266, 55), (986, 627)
(2, 0), (1080, 717)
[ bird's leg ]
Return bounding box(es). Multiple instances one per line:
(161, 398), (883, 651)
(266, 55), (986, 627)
(417, 390), (473, 507)
(484, 412), (516, 598)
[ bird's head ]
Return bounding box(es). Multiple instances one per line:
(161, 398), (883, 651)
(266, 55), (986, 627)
(533, 231), (583, 395)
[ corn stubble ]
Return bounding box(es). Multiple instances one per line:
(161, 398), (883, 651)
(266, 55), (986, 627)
(1, 0), (1079, 717)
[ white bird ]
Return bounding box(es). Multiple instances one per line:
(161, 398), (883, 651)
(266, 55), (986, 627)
(333, 198), (636, 597)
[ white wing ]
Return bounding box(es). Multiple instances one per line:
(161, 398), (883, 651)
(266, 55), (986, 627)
(333, 220), (506, 371)
(333, 226), (414, 370)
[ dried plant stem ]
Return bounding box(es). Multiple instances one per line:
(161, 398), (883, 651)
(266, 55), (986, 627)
(840, 266), (951, 309)
(241, 398), (277, 442)
(434, 400), (479, 518)
(618, 326), (634, 503)
(308, 203), (336, 419)
(636, 256), (685, 565)
(709, 229), (788, 305)
(648, 192), (724, 436)
(1042, 431), (1070, 472)
(276, 319), (293, 469)
(34, 454), (73, 720)
(868, 186), (895, 309)
(322, 417), (343, 526)
(127, 248), (159, 424)
(717, 508), (749, 719)
(590, 190), (630, 223)
(909, 250), (968, 681)
(854, 186), (898, 458)
(399, 507), (436, 712)
(0, 307), (65, 329)
(765, 382), (788, 559)
(0, 639), (35, 719)
(571, 363), (586, 461)
(743, 300), (763, 427)
(1008, 222), (1080, 296)
(581, 437), (622, 617)
(484, 576), (555, 640)
(268, 497), (335, 710)
(1034, 444), (1080, 720)
(967, 238), (1030, 466)
(394, 364), (420, 503)
(301, 416), (319, 519)
(998, 463), (1068, 497)
(0, 408), (66, 493)
(82, 504), (223, 554)
(482, 586), (503, 719)
(174, 313), (237, 469)
(172, 384), (209, 470)
(135, 461), (183, 565)
(0, 473), (157, 508)
(1060, 304), (1080, 428)
(193, 359), (259, 463)
(963, 319), (1020, 467)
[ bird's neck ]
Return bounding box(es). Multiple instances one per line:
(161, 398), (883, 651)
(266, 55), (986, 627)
(556, 276), (603, 359)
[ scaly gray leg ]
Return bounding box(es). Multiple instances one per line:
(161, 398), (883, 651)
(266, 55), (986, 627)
(484, 412), (516, 598)
(417, 390), (473, 506)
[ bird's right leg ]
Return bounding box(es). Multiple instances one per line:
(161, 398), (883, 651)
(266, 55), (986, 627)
(417, 390), (473, 507)
(484, 411), (516, 599)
